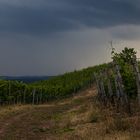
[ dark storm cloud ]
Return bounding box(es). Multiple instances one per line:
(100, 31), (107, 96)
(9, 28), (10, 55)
(1, 0), (140, 76)
(0, 0), (140, 35)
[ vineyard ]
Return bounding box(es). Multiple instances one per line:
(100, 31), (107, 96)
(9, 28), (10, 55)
(0, 47), (140, 113)
(0, 63), (107, 105)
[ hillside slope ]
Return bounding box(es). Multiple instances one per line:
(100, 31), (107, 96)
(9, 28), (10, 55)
(0, 85), (139, 140)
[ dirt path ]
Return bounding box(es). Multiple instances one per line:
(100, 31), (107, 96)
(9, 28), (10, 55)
(0, 111), (29, 137)
(0, 86), (96, 139)
(0, 86), (139, 140)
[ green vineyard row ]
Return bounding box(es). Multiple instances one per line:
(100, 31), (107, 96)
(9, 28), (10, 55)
(0, 64), (108, 105)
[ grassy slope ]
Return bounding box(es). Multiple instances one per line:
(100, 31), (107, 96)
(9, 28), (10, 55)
(0, 85), (139, 140)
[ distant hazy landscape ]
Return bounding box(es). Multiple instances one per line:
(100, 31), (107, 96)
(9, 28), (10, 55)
(0, 76), (54, 83)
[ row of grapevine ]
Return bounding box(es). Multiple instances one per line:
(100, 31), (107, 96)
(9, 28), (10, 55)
(0, 64), (108, 105)
(95, 47), (140, 113)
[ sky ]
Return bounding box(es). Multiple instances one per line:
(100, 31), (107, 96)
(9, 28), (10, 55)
(1, 0), (140, 76)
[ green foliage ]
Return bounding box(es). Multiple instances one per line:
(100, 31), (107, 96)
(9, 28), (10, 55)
(112, 47), (136, 64)
(0, 63), (108, 105)
(111, 47), (137, 98)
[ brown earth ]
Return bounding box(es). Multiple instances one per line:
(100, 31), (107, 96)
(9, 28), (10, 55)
(0, 86), (139, 140)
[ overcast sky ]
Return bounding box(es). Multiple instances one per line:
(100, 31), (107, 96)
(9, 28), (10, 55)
(1, 0), (140, 76)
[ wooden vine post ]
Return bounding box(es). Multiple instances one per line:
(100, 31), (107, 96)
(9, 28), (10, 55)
(8, 81), (11, 104)
(95, 70), (109, 105)
(23, 88), (26, 104)
(94, 72), (104, 103)
(32, 89), (36, 105)
(113, 61), (128, 105)
(105, 69), (114, 105)
(94, 73), (101, 98)
(132, 55), (140, 104)
(99, 72), (107, 104)
(114, 60), (132, 114)
(105, 69), (113, 98)
(36, 93), (39, 105)
(39, 88), (43, 104)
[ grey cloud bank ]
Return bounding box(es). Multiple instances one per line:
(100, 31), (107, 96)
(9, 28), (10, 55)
(1, 0), (140, 35)
(0, 0), (140, 75)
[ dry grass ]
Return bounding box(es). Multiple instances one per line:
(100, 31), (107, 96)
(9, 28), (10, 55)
(0, 86), (140, 140)
(0, 105), (33, 120)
